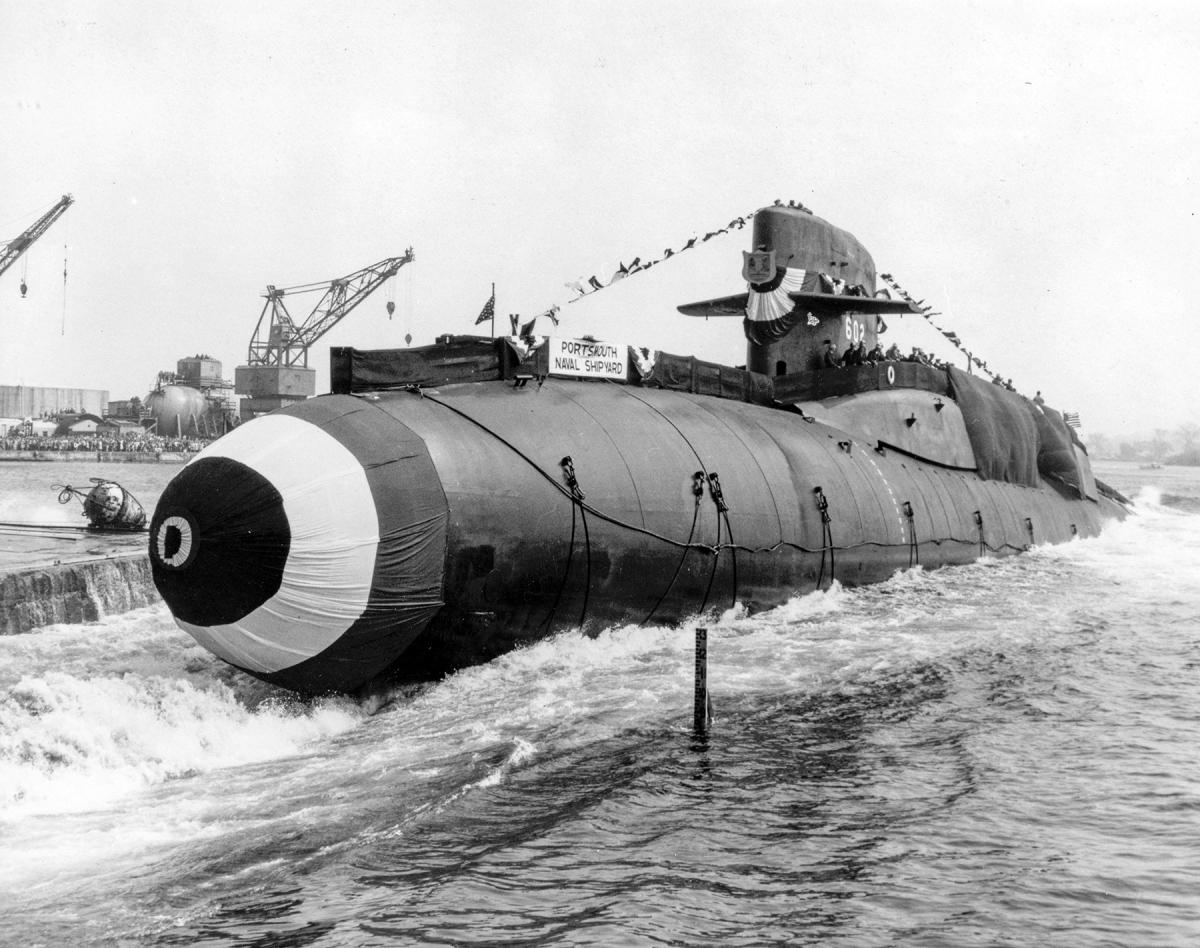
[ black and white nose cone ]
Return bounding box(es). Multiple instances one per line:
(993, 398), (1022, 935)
(151, 414), (380, 674)
(149, 399), (448, 693)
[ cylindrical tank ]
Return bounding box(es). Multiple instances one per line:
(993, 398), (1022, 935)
(145, 384), (208, 437)
(148, 381), (1123, 695)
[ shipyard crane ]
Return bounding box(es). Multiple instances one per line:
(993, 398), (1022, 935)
(235, 250), (415, 420)
(0, 194), (73, 292)
(245, 250), (415, 368)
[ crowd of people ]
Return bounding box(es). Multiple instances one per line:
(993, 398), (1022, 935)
(821, 338), (959, 372)
(0, 434), (208, 454)
(820, 337), (1024, 390)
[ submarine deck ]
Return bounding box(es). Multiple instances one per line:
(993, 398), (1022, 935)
(331, 334), (952, 407)
(331, 334), (1126, 509)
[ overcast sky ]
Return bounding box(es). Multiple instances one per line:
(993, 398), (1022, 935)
(2, 0), (1197, 436)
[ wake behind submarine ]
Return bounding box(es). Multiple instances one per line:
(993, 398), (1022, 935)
(149, 204), (1129, 694)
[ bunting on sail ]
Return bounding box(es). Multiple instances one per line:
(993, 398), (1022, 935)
(743, 267), (808, 344)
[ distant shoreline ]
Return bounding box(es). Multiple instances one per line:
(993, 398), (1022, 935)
(0, 450), (191, 464)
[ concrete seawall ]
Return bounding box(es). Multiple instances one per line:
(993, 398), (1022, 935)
(0, 450), (190, 464)
(0, 552), (158, 634)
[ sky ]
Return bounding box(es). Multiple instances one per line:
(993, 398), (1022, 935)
(1, 0), (1198, 438)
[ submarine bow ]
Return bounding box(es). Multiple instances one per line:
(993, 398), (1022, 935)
(148, 398), (447, 693)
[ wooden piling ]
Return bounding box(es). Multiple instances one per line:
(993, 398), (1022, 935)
(694, 627), (710, 733)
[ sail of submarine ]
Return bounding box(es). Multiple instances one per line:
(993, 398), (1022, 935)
(149, 204), (1129, 695)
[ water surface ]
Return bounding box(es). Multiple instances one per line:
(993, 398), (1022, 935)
(1, 461), (1197, 946)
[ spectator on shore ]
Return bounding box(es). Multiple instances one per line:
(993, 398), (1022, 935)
(0, 432), (213, 454)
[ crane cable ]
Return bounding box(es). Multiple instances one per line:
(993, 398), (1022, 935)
(61, 213), (70, 334)
(0, 196), (59, 234)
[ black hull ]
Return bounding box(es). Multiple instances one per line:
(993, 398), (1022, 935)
(150, 378), (1124, 694)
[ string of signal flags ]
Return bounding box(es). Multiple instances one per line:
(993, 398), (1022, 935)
(468, 199), (1001, 383)
(471, 204), (765, 339)
(560, 207), (759, 300)
(877, 273), (1007, 383)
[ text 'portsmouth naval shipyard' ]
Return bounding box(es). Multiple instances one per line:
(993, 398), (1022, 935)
(548, 337), (628, 380)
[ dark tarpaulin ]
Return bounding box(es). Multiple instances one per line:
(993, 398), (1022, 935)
(1074, 444), (1099, 501)
(1030, 403), (1084, 495)
(946, 367), (1040, 487)
(1065, 422), (1100, 501)
(639, 351), (775, 405)
(332, 339), (502, 392)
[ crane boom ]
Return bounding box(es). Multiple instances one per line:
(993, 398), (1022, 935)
(0, 194), (74, 280)
(246, 250), (415, 367)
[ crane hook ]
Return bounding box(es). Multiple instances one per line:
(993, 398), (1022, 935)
(19, 279), (27, 298)
(386, 300), (396, 318)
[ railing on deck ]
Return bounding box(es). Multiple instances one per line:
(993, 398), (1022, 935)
(331, 337), (955, 410)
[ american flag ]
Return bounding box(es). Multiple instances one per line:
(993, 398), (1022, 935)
(1063, 411), (1081, 429)
(474, 290), (496, 325)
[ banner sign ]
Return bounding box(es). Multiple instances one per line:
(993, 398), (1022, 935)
(548, 337), (629, 380)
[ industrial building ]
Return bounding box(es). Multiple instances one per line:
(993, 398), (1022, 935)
(0, 384), (109, 419)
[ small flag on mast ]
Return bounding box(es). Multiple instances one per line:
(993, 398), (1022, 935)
(475, 289), (496, 325)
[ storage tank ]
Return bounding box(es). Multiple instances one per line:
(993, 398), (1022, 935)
(145, 384), (208, 437)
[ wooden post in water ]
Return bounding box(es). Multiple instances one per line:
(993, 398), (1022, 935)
(694, 627), (711, 734)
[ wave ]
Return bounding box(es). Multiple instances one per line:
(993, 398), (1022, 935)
(2, 500), (1196, 895)
(1160, 492), (1200, 512)
(6, 498), (1194, 824)
(0, 608), (367, 820)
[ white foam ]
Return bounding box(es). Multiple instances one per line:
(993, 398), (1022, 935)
(0, 671), (365, 821)
(1132, 484), (1165, 508)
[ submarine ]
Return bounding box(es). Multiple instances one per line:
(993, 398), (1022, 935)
(149, 204), (1129, 695)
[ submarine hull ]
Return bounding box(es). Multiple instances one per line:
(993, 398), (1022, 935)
(149, 379), (1123, 694)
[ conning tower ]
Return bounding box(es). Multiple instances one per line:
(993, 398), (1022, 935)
(679, 204), (914, 376)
